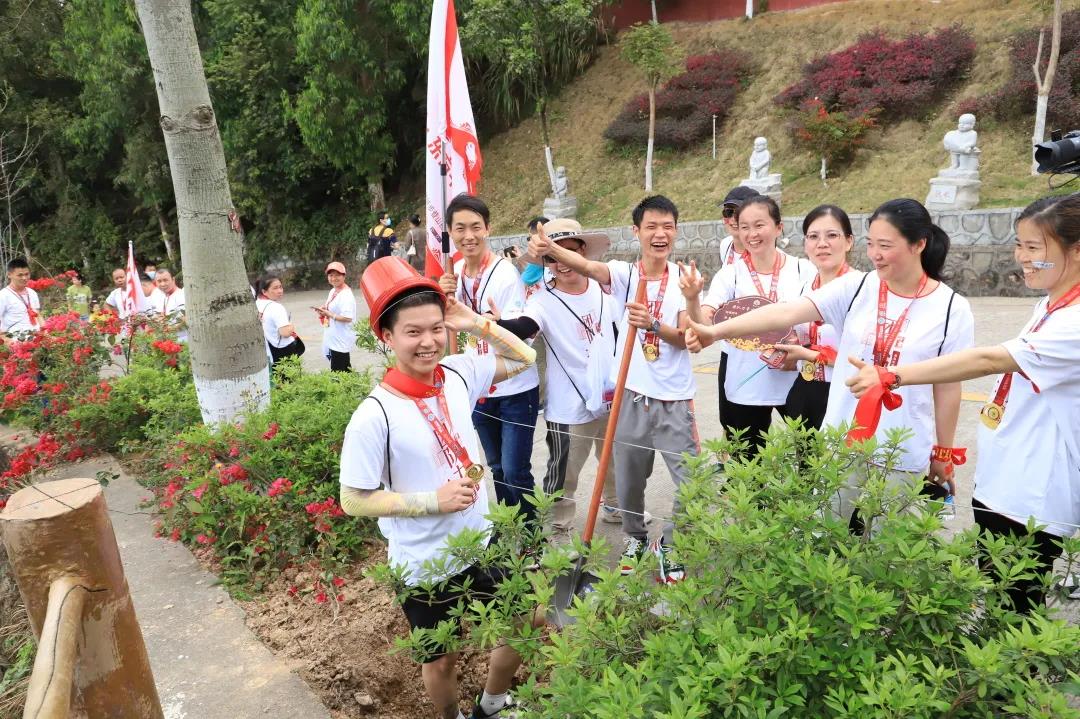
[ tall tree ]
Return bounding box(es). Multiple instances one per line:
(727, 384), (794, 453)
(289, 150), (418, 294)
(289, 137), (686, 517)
(133, 0), (269, 425)
(460, 0), (608, 195)
(619, 21), (681, 191)
(1032, 0), (1063, 175)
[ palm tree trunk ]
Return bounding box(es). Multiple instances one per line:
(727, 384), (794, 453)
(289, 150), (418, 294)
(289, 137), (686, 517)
(135, 0), (269, 425)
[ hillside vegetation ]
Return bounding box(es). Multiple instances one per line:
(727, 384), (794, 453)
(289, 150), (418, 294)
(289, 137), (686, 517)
(472, 0), (1067, 234)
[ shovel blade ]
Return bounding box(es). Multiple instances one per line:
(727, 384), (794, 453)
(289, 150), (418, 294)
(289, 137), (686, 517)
(547, 556), (601, 627)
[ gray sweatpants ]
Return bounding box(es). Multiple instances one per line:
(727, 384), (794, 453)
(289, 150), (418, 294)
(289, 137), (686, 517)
(613, 389), (700, 544)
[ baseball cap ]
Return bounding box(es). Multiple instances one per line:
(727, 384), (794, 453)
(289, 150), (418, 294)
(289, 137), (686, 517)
(721, 186), (759, 208)
(325, 261), (347, 274)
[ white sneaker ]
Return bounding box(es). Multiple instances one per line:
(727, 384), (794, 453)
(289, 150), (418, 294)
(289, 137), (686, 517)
(600, 504), (652, 524)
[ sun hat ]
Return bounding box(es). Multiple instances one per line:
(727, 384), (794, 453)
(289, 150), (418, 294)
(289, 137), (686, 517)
(361, 257), (445, 336)
(536, 218), (610, 262)
(325, 261), (347, 275)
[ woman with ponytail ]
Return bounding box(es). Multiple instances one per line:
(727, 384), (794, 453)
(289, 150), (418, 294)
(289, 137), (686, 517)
(255, 275), (305, 367)
(847, 194), (1080, 614)
(685, 198), (974, 532)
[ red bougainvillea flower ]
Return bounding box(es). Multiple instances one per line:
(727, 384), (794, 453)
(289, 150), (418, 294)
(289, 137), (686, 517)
(268, 477), (293, 497)
(332, 577), (345, 588)
(196, 534), (215, 545)
(152, 339), (183, 356)
(191, 483), (208, 500)
(169, 528), (181, 542)
(287, 585), (298, 597)
(314, 592), (328, 604)
(262, 422), (280, 440)
(336, 594), (345, 603)
(218, 463), (248, 486)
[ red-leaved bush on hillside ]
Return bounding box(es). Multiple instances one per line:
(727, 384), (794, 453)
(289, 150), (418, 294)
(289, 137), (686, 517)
(960, 10), (1080, 131)
(604, 49), (754, 150)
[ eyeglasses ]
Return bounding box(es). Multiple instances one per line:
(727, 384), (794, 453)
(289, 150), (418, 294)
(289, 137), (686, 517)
(805, 231), (847, 245)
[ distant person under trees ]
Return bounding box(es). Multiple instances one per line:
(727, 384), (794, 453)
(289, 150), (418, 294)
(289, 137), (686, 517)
(65, 270), (91, 320)
(403, 214), (425, 272)
(368, 211), (397, 263)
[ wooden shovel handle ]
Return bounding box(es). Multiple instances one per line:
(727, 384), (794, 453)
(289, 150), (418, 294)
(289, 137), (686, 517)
(581, 275), (647, 543)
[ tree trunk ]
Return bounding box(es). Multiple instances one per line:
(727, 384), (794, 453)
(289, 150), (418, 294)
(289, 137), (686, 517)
(134, 0), (269, 426)
(745, 0), (754, 19)
(539, 101), (558, 195)
(155, 203), (175, 260)
(645, 85), (656, 191)
(1032, 2), (1062, 175)
(650, 0), (658, 23)
(367, 179), (386, 211)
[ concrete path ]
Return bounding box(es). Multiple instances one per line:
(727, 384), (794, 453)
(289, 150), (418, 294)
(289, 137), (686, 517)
(4, 440), (331, 719)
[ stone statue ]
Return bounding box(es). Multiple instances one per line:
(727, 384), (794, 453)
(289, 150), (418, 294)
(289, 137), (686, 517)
(943, 113), (980, 175)
(749, 137), (771, 181)
(926, 114), (981, 211)
(553, 166), (570, 199)
(543, 165), (578, 219)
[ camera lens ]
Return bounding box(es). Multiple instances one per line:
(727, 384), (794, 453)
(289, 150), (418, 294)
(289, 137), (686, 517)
(1034, 133), (1080, 173)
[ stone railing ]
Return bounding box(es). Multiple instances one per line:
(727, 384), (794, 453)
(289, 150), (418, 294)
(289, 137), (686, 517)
(489, 206), (1035, 298)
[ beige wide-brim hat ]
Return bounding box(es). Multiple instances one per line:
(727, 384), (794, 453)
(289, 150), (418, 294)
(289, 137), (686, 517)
(538, 218), (610, 261)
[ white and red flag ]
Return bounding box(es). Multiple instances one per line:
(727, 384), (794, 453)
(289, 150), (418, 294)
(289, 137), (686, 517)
(425, 0), (483, 279)
(122, 241), (149, 319)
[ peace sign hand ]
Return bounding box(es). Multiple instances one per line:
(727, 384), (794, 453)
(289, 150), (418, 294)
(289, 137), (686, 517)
(677, 260), (704, 300)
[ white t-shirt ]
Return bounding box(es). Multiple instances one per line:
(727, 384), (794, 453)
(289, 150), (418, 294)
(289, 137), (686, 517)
(718, 235), (740, 267)
(795, 271), (865, 384)
(454, 256), (539, 398)
(0, 286), (41, 335)
(809, 271), (975, 473)
(703, 253), (815, 405)
(150, 287), (188, 342)
(973, 301), (1080, 537)
(606, 260), (694, 401)
(523, 280), (616, 425)
(323, 286), (357, 353)
(339, 353), (497, 584)
(256, 298), (295, 350)
(105, 287), (128, 318)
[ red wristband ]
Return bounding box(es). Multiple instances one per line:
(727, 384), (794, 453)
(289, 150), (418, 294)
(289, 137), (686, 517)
(931, 445), (967, 465)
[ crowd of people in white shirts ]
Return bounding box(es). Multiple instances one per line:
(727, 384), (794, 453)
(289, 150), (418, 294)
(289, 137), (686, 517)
(329, 189), (1079, 719)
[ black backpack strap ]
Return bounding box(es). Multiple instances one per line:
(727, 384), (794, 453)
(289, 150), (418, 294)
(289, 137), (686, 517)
(542, 336), (588, 403)
(846, 272), (870, 314)
(365, 396), (392, 488)
(937, 290), (957, 356)
(442, 363), (467, 393)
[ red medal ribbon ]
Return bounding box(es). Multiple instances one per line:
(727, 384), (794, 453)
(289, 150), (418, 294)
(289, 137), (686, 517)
(806, 264), (848, 378)
(637, 261), (669, 352)
(321, 285), (346, 326)
(463, 252), (493, 312)
(873, 274), (928, 366)
(382, 366), (477, 476)
(7, 287), (38, 326)
(743, 250), (783, 302)
(725, 245), (736, 266)
(988, 280), (1080, 416)
(846, 366), (903, 445)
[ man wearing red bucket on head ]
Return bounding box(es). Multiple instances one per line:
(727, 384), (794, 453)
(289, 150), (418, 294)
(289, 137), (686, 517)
(338, 257), (536, 719)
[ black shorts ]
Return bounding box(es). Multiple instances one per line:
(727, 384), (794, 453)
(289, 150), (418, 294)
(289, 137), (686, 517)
(401, 564), (503, 663)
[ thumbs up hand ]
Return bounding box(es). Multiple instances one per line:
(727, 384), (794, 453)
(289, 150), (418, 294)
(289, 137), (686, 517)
(845, 356), (881, 398)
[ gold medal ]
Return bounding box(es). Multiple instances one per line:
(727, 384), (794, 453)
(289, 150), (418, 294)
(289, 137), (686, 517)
(980, 402), (1004, 430)
(800, 360), (818, 382)
(642, 343), (659, 362)
(466, 463), (485, 483)
(467, 334), (478, 348)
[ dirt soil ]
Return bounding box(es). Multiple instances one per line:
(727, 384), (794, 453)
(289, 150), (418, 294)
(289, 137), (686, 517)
(239, 549), (504, 719)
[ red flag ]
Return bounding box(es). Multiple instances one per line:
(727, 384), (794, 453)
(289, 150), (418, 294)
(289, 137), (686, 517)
(425, 0), (483, 279)
(122, 241), (149, 318)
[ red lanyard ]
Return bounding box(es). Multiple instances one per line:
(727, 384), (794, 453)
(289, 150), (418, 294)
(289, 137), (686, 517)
(464, 253), (493, 312)
(989, 280), (1080, 409)
(327, 285), (345, 306)
(808, 264), (849, 347)
(7, 287), (38, 325)
(744, 251), (783, 302)
(873, 274), (928, 366)
(382, 367), (478, 476)
(638, 261), (669, 348)
(725, 244), (736, 266)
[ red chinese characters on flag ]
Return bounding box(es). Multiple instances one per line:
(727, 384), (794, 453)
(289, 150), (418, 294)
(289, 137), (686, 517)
(424, 0), (483, 279)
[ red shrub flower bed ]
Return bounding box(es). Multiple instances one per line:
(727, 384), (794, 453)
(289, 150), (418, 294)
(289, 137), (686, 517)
(604, 49), (754, 150)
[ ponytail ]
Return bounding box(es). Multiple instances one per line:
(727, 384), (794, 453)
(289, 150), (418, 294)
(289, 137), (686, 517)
(869, 198), (950, 281)
(921, 224), (949, 280)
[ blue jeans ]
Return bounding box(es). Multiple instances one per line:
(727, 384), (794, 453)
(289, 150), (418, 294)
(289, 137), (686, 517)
(472, 386), (539, 524)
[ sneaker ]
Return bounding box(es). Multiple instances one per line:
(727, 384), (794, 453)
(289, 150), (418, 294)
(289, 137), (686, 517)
(600, 504), (653, 524)
(470, 693), (520, 719)
(619, 536), (648, 575)
(652, 540), (685, 585)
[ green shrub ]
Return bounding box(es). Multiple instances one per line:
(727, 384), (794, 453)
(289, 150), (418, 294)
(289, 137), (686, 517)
(385, 423), (1080, 717)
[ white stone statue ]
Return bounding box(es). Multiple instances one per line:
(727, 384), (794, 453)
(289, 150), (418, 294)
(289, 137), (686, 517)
(749, 137), (771, 181)
(943, 114), (980, 175)
(553, 166), (570, 198)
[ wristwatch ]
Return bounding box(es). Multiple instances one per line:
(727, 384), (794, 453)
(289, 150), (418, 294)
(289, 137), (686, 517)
(649, 318), (662, 334)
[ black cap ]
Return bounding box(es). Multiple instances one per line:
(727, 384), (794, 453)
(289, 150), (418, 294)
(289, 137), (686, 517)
(721, 186), (759, 208)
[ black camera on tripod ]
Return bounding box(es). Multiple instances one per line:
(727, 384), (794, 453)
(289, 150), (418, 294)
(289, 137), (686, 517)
(1034, 130), (1080, 174)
